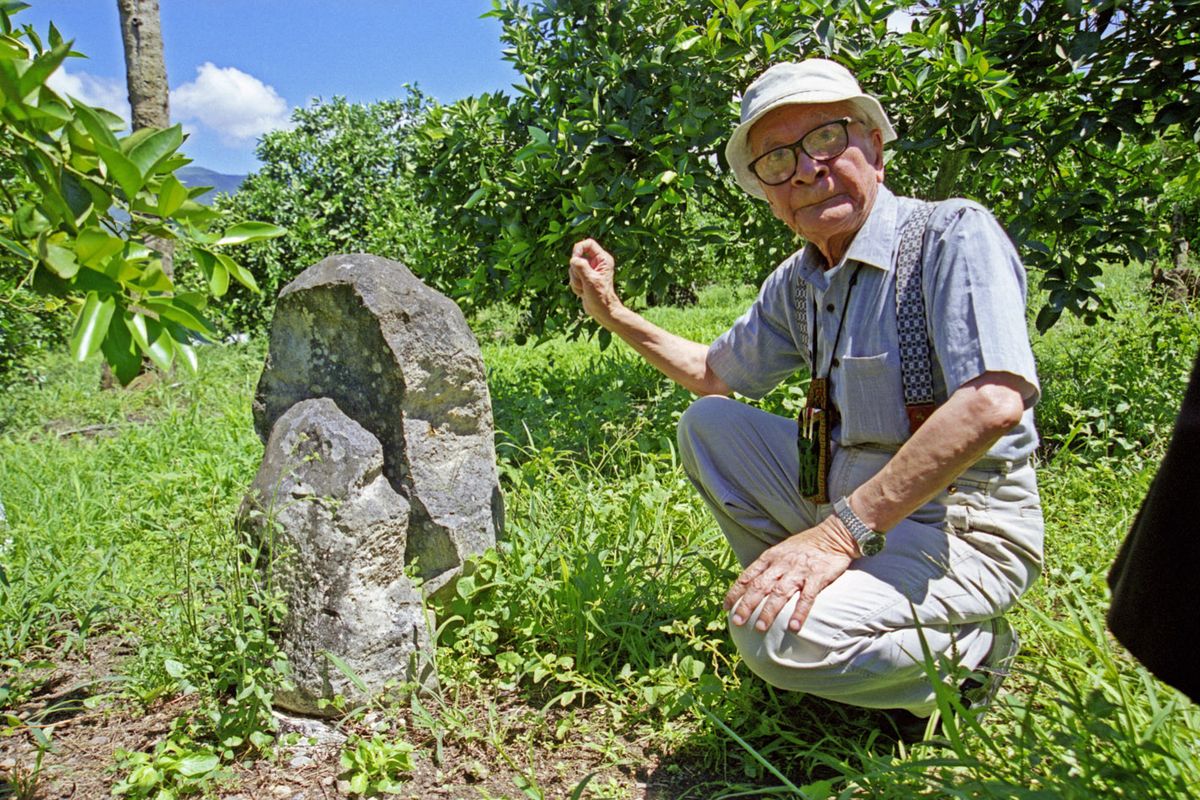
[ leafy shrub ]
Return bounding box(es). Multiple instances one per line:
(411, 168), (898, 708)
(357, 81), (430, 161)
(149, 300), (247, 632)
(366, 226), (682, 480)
(213, 94), (434, 334)
(1033, 265), (1200, 467)
(339, 734), (415, 796)
(0, 8), (282, 383)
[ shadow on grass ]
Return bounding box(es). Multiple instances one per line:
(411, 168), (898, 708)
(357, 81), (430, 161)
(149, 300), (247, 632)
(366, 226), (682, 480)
(487, 346), (695, 469)
(641, 691), (915, 799)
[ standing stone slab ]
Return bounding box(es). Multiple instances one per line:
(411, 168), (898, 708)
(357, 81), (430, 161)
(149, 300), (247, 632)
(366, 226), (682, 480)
(247, 253), (503, 713)
(254, 254), (503, 598)
(247, 398), (429, 715)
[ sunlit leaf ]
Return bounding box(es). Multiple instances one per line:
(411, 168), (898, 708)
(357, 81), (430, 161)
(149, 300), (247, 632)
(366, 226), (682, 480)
(96, 143), (142, 200)
(128, 124), (183, 178)
(213, 221), (286, 246)
(156, 174), (190, 216)
(214, 251), (259, 293)
(127, 313), (175, 372)
(75, 226), (124, 266)
(69, 291), (115, 360)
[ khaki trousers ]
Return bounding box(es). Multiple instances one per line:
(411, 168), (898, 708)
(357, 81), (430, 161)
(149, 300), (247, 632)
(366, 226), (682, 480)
(677, 395), (1044, 715)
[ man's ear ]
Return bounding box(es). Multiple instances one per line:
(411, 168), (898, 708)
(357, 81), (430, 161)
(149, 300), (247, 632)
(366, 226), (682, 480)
(870, 128), (885, 179)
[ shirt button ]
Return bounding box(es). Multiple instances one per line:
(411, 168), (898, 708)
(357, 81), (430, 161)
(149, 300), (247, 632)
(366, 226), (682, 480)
(832, 358), (840, 368)
(825, 303), (835, 312)
(947, 485), (958, 494)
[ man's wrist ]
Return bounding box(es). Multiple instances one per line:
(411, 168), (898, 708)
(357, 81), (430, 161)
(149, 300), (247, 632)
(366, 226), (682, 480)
(833, 496), (886, 557)
(820, 513), (863, 557)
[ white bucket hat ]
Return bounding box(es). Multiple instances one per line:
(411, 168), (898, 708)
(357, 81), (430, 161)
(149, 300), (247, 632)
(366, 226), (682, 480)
(725, 59), (897, 200)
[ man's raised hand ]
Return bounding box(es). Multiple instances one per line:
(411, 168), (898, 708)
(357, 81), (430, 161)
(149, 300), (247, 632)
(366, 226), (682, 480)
(569, 239), (622, 324)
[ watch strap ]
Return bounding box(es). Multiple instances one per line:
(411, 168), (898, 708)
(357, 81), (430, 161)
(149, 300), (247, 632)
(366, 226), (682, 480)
(833, 496), (885, 556)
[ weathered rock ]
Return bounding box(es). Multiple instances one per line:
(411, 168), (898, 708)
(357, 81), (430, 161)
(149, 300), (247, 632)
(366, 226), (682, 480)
(254, 253), (503, 598)
(246, 398), (432, 715)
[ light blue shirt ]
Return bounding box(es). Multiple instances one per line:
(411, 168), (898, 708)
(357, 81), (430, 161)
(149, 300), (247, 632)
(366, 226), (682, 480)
(707, 185), (1040, 464)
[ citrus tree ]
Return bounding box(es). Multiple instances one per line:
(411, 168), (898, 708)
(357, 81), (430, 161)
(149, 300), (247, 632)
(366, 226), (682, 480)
(213, 93), (433, 333)
(413, 0), (1199, 337)
(0, 4), (282, 384)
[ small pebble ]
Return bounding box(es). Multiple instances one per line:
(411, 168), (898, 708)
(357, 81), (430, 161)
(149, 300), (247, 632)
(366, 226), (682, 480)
(289, 754), (314, 769)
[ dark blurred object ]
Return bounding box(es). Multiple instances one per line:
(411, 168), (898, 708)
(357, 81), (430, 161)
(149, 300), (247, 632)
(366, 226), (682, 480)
(1107, 349), (1200, 703)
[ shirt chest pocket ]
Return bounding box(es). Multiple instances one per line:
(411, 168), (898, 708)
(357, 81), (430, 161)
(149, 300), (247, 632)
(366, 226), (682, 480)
(833, 352), (908, 444)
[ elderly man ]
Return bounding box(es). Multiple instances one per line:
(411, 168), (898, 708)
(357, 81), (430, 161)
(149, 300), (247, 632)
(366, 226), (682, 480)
(567, 59), (1043, 718)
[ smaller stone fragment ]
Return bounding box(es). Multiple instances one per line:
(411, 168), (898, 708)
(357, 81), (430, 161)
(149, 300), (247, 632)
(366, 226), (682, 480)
(244, 398), (434, 716)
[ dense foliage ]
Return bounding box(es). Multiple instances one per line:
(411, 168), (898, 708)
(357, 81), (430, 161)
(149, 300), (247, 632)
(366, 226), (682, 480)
(0, 5), (281, 384)
(213, 94), (433, 333)
(411, 0), (1199, 337)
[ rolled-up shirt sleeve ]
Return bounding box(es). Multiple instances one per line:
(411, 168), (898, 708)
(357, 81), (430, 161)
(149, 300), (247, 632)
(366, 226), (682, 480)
(924, 202), (1041, 408)
(707, 264), (807, 399)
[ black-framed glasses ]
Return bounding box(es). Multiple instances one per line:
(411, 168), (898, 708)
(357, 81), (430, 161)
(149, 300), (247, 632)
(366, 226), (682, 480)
(748, 117), (855, 186)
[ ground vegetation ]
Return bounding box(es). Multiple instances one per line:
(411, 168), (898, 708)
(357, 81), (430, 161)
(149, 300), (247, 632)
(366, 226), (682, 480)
(2, 263), (1198, 798)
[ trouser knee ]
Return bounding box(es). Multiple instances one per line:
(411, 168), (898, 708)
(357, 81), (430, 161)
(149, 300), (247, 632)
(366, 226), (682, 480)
(677, 395), (732, 472)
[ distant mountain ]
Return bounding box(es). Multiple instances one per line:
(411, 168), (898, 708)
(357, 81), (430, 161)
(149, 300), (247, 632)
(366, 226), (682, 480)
(177, 166), (247, 204)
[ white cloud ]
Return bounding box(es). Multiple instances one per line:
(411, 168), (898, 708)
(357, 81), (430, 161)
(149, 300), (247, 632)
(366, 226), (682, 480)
(171, 62), (291, 145)
(46, 68), (130, 122)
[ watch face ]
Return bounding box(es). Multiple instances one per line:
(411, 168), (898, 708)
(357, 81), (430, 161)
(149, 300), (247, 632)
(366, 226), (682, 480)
(861, 534), (886, 557)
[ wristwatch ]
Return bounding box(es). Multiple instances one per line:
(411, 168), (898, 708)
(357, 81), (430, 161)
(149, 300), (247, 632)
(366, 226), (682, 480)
(833, 496), (886, 557)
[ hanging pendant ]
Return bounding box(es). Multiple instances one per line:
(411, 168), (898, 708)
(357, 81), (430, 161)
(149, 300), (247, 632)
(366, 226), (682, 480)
(798, 377), (833, 503)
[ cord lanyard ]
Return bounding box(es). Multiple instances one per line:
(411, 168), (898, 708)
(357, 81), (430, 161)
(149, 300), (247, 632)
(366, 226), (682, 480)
(798, 264), (862, 504)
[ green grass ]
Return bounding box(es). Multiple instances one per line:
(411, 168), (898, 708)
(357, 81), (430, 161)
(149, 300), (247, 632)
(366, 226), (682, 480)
(3, 266), (1199, 797)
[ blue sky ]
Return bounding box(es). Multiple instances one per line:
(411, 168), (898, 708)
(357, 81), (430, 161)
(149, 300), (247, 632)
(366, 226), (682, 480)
(19, 1), (520, 174)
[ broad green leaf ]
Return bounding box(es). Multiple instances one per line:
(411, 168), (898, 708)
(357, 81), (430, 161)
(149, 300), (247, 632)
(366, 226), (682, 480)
(75, 227), (124, 267)
(167, 323), (199, 374)
(101, 311), (140, 385)
(143, 297), (216, 337)
(70, 265), (122, 294)
(213, 221), (286, 246)
(69, 291), (115, 360)
(214, 251), (259, 292)
(60, 171), (93, 221)
(175, 753), (219, 778)
(0, 36), (26, 59)
(127, 313), (174, 372)
(70, 100), (120, 151)
(156, 174), (190, 216)
(96, 143), (142, 200)
(0, 57), (21, 102)
(134, 262), (173, 293)
(43, 243), (79, 278)
(118, 125), (159, 155)
(128, 124), (183, 178)
(18, 37), (71, 96)
(208, 261), (230, 296)
(194, 247), (228, 296)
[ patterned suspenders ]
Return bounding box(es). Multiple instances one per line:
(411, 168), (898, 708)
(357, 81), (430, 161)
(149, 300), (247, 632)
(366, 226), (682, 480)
(793, 200), (939, 438)
(895, 202), (938, 433)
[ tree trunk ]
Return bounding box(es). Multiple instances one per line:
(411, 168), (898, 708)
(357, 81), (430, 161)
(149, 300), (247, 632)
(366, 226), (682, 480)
(117, 0), (169, 131)
(1173, 205), (1190, 269)
(116, 0), (173, 280)
(106, 0), (171, 389)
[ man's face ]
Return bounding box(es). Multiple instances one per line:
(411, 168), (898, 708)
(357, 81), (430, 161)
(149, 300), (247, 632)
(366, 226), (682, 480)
(748, 101), (884, 265)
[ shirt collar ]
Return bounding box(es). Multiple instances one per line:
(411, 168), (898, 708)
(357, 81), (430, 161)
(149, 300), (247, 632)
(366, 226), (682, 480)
(842, 184), (898, 272)
(793, 184), (899, 287)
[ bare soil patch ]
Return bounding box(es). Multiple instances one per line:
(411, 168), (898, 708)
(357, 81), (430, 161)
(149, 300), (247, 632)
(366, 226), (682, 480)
(2, 638), (727, 799)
